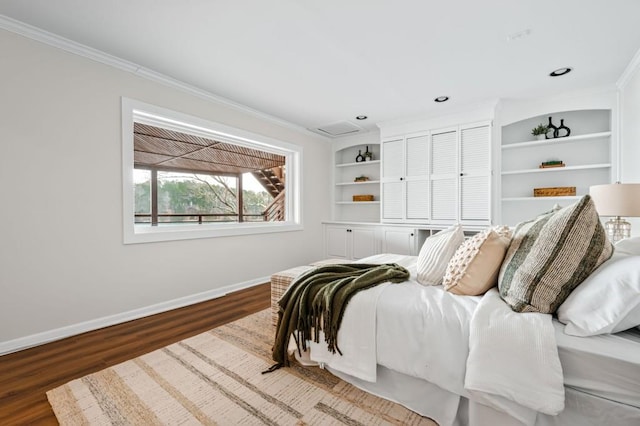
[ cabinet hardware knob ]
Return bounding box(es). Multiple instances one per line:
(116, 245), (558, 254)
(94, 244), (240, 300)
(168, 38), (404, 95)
(411, 233), (414, 236)
(400, 177), (404, 181)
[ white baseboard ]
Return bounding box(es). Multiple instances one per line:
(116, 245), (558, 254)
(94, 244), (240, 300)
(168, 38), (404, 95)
(0, 276), (269, 356)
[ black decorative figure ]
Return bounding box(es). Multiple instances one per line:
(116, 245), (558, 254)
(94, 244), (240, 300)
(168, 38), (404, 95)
(545, 117), (558, 139)
(364, 146), (373, 161)
(556, 119), (571, 138)
(355, 150), (365, 162)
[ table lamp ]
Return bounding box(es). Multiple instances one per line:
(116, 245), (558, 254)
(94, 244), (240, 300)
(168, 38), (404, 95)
(589, 182), (640, 243)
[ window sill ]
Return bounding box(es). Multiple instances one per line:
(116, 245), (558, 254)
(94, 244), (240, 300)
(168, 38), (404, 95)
(124, 221), (303, 244)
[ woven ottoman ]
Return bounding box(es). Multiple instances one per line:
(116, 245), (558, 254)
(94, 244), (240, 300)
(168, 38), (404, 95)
(270, 259), (353, 326)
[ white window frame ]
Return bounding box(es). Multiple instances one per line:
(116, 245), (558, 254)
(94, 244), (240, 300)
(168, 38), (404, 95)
(122, 98), (303, 244)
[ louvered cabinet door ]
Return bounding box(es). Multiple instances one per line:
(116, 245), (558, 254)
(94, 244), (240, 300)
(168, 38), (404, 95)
(381, 138), (405, 220)
(460, 124), (491, 223)
(430, 129), (458, 222)
(405, 134), (430, 220)
(382, 181), (404, 220)
(382, 138), (404, 179)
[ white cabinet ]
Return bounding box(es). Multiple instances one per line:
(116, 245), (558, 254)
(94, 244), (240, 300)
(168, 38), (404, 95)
(430, 128), (458, 222)
(382, 122), (491, 226)
(324, 224), (379, 260)
(430, 123), (492, 225)
(459, 124), (492, 223)
(333, 142), (381, 223)
(324, 223), (433, 259)
(380, 227), (428, 256)
(500, 109), (612, 225)
(381, 133), (430, 222)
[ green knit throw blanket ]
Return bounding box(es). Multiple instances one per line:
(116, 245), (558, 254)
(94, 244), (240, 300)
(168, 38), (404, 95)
(271, 263), (410, 368)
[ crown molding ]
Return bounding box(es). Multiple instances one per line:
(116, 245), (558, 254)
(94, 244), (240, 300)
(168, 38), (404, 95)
(0, 14), (328, 141)
(617, 46), (640, 89)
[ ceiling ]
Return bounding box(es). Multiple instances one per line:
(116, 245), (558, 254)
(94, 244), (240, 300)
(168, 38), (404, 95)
(2, 1), (640, 137)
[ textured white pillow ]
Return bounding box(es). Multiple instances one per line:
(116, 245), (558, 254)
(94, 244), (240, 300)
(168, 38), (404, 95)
(443, 226), (512, 296)
(417, 224), (465, 286)
(615, 236), (640, 256)
(557, 254), (640, 336)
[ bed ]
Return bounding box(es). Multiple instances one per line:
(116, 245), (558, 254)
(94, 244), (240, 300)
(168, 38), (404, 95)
(277, 196), (640, 425)
(307, 253), (640, 426)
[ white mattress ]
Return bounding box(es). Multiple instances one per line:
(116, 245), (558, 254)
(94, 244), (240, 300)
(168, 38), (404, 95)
(554, 321), (640, 408)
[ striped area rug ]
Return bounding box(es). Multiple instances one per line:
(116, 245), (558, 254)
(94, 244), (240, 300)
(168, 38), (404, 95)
(47, 309), (437, 425)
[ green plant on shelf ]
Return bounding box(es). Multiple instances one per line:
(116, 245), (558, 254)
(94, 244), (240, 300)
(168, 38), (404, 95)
(531, 123), (549, 136)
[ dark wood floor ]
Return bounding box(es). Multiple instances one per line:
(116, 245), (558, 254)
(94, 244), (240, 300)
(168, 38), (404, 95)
(0, 282), (270, 425)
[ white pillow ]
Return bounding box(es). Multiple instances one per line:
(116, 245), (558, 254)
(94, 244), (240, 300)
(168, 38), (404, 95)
(417, 224), (465, 286)
(556, 254), (640, 336)
(615, 236), (640, 256)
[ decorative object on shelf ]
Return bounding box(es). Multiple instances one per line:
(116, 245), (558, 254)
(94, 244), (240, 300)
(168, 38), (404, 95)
(353, 194), (374, 202)
(545, 117), (558, 139)
(354, 175), (370, 182)
(355, 150), (365, 162)
(531, 123), (549, 140)
(589, 182), (640, 243)
(555, 119), (571, 138)
(533, 186), (576, 197)
(364, 146), (373, 161)
(539, 160), (565, 169)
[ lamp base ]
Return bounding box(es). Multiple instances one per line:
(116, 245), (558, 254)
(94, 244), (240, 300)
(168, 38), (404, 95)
(604, 216), (631, 244)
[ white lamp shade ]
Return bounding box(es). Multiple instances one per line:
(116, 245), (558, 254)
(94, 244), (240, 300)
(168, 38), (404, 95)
(589, 183), (640, 217)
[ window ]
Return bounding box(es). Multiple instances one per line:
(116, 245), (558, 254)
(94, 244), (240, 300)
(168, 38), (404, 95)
(122, 98), (302, 243)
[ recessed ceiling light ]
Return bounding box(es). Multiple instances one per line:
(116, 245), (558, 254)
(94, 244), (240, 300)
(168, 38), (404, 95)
(434, 96), (449, 103)
(355, 115), (368, 120)
(549, 67), (572, 77)
(507, 28), (532, 42)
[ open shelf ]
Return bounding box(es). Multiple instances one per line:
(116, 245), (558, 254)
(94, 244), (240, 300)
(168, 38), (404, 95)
(499, 109), (612, 226)
(501, 163), (610, 176)
(502, 196), (582, 202)
(336, 180), (380, 186)
(336, 201), (381, 205)
(501, 131), (611, 150)
(336, 160), (380, 168)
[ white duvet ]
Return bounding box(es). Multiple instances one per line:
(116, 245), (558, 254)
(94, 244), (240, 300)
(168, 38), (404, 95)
(308, 254), (565, 425)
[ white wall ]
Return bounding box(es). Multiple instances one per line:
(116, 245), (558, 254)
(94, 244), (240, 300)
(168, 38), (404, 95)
(0, 30), (331, 348)
(619, 60), (640, 236)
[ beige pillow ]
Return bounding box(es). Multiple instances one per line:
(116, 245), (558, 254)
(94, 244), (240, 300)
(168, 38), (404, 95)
(498, 195), (613, 314)
(417, 224), (465, 286)
(444, 226), (512, 296)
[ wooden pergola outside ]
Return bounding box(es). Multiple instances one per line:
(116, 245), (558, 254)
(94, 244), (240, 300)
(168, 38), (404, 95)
(133, 123), (286, 225)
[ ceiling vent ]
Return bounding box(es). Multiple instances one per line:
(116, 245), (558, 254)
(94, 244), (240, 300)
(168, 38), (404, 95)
(310, 121), (363, 138)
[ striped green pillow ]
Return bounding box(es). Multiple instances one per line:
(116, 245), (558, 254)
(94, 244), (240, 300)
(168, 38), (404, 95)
(498, 195), (613, 314)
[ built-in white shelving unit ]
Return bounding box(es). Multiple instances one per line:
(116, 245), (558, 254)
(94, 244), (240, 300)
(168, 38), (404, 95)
(333, 143), (381, 222)
(500, 109), (613, 225)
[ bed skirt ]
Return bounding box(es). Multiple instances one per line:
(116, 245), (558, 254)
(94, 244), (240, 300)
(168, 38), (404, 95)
(327, 364), (640, 426)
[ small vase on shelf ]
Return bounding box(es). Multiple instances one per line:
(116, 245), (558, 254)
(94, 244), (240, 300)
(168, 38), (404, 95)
(545, 117), (558, 139)
(355, 150), (365, 162)
(364, 146), (373, 161)
(556, 119), (571, 138)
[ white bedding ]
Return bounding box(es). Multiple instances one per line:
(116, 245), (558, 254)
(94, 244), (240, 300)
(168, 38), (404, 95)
(465, 288), (564, 424)
(304, 253), (629, 425)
